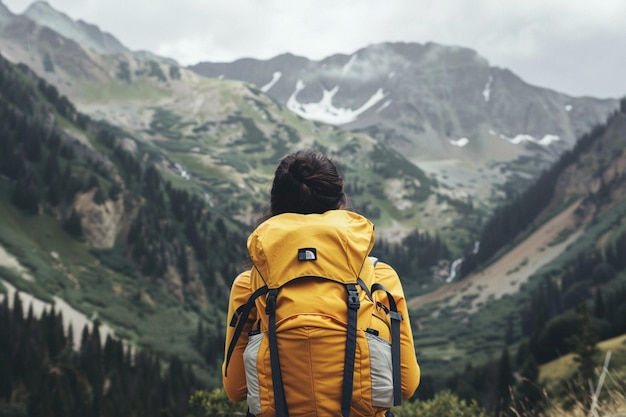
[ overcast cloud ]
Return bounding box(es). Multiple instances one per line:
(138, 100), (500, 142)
(3, 0), (626, 98)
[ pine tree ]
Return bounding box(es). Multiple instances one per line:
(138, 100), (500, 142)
(43, 52), (55, 73)
(63, 210), (83, 237)
(13, 174), (41, 213)
(567, 300), (599, 409)
(593, 289), (605, 318)
(0, 299), (11, 400)
(513, 355), (544, 416)
(495, 347), (514, 417)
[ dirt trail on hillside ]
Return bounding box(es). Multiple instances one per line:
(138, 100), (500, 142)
(408, 199), (584, 314)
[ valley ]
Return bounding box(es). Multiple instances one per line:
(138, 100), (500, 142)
(1, 2), (626, 415)
(410, 198), (586, 314)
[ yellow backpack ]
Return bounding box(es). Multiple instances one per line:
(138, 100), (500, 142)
(225, 210), (402, 417)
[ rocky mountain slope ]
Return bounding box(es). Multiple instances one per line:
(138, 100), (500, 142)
(407, 100), (626, 384)
(189, 43), (618, 165)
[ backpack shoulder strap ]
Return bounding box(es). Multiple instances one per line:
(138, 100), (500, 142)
(341, 283), (360, 417)
(371, 281), (403, 406)
(356, 256), (379, 300)
(265, 288), (289, 417)
(224, 285), (268, 377)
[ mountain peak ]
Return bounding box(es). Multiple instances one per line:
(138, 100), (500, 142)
(0, 0), (14, 20)
(23, 0), (128, 55)
(24, 1), (60, 18)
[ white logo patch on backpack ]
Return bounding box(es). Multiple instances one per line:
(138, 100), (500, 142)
(298, 248), (317, 261)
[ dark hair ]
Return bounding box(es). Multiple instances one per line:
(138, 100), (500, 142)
(269, 149), (347, 216)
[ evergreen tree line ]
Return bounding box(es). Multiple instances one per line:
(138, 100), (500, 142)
(0, 56), (113, 221)
(0, 293), (201, 417)
(460, 99), (626, 277)
(1, 52), (246, 383)
(444, 227), (626, 416)
(445, 295), (626, 417)
(1, 51), (249, 307)
(104, 141), (249, 304)
(518, 232), (626, 365)
(194, 320), (225, 371)
(446, 342), (543, 417)
(374, 230), (450, 283)
(86, 105), (251, 301)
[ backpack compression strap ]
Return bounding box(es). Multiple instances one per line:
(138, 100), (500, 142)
(224, 285), (269, 377)
(265, 288), (289, 417)
(371, 283), (403, 406)
(341, 283), (361, 417)
(357, 277), (372, 301)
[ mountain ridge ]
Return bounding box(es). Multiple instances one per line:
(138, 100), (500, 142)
(24, 1), (129, 55)
(189, 41), (618, 162)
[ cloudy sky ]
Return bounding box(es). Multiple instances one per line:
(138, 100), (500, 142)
(4, 0), (626, 98)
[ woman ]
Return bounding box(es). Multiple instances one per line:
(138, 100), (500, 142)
(223, 149), (420, 417)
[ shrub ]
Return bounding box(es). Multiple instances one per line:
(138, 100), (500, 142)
(395, 390), (486, 417)
(189, 388), (247, 417)
(189, 389), (488, 417)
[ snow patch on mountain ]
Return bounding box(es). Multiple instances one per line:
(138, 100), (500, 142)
(260, 71), (282, 92)
(342, 54), (358, 74)
(500, 133), (560, 145)
(482, 76), (493, 102)
(376, 100), (392, 113)
(450, 138), (469, 147)
(565, 104), (573, 112)
(175, 163), (191, 180)
(0, 244), (33, 281)
(286, 80), (386, 125)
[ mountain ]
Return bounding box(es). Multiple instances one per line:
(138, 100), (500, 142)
(189, 43), (618, 165)
(23, 1), (128, 55)
(406, 99), (626, 395)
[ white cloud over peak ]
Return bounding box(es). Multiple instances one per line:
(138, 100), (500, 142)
(3, 0), (625, 97)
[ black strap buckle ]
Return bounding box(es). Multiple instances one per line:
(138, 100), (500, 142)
(389, 311), (403, 321)
(265, 288), (278, 314)
(347, 288), (360, 310)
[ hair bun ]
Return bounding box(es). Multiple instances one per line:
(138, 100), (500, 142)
(288, 159), (310, 183)
(270, 149), (346, 215)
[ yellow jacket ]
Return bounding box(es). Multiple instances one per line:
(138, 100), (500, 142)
(223, 210), (420, 416)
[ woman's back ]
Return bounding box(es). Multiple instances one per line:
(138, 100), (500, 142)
(222, 150), (420, 416)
